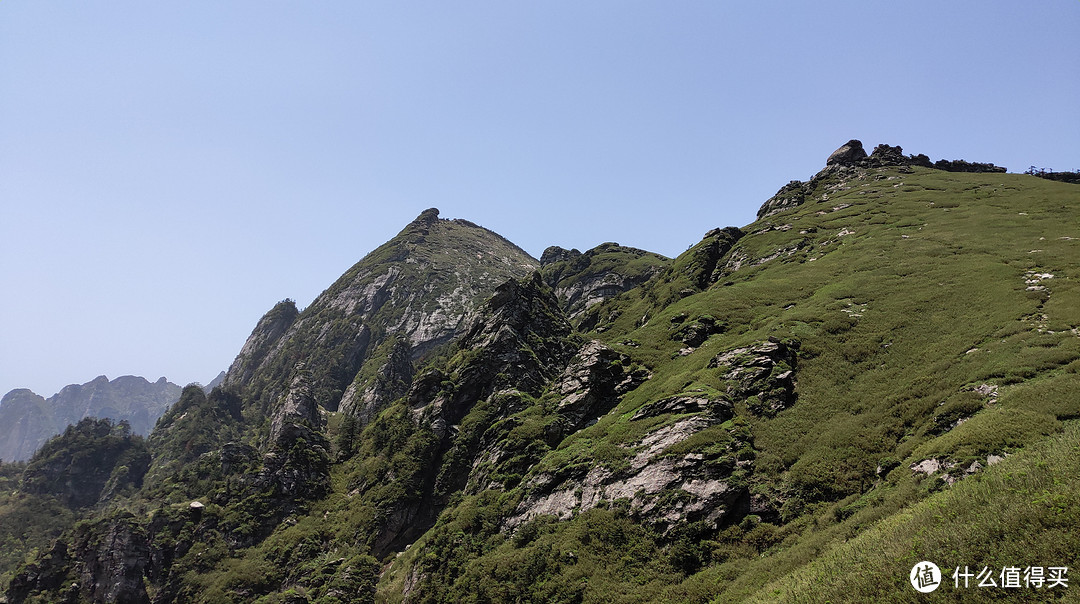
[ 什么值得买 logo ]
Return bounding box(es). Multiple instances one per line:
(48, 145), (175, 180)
(910, 561), (942, 593)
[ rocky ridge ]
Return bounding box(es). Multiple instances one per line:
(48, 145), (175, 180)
(540, 242), (670, 320)
(0, 376), (181, 462)
(758, 139), (1006, 219)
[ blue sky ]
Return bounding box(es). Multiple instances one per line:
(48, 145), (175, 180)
(2, 1), (1078, 398)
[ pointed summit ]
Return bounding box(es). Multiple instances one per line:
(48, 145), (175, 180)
(222, 210), (540, 423)
(413, 207), (440, 225)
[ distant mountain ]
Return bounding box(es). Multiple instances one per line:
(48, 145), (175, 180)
(0, 375), (181, 462)
(202, 371), (227, 393)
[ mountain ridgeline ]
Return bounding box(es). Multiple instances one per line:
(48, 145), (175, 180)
(4, 141), (1080, 603)
(0, 376), (181, 463)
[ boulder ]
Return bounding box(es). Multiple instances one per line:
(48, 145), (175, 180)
(825, 139), (867, 167)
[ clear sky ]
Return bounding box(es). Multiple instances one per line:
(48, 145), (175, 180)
(2, 1), (1078, 398)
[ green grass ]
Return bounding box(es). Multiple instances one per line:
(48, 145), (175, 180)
(738, 420), (1080, 603)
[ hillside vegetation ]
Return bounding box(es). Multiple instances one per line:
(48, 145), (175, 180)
(2, 142), (1078, 603)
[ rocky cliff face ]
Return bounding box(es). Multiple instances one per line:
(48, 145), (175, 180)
(7, 512), (152, 604)
(540, 242), (670, 320)
(0, 376), (181, 462)
(0, 389), (50, 464)
(359, 272), (580, 556)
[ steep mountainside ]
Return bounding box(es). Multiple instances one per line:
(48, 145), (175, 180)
(221, 208), (541, 424)
(4, 142), (1079, 604)
(0, 375), (180, 462)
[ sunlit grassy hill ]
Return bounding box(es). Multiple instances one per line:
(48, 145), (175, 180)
(380, 163), (1080, 602)
(4, 148), (1079, 604)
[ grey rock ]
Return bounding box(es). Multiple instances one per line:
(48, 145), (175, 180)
(826, 139), (868, 167)
(540, 245), (580, 266)
(681, 228), (744, 288)
(339, 338), (414, 425)
(554, 340), (650, 431)
(631, 394), (732, 422)
(542, 242), (670, 319)
(910, 458), (941, 475)
(709, 338), (800, 417)
(507, 412), (749, 534)
(221, 208), (540, 419)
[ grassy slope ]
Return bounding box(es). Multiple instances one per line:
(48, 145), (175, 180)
(584, 167), (1080, 601)
(377, 167), (1080, 602)
(742, 420), (1080, 603)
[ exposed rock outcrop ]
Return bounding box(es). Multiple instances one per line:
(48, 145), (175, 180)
(261, 369), (331, 501)
(553, 340), (650, 431)
(338, 338), (414, 425)
(933, 158), (1007, 173)
(540, 245), (579, 266)
(366, 272), (578, 557)
(414, 272), (576, 431)
(221, 299), (299, 392)
(541, 242), (670, 319)
(9, 514), (151, 604)
(757, 180), (813, 220)
(220, 208), (540, 421)
(683, 227), (745, 287)
(670, 314), (725, 348)
(826, 139), (868, 167)
(709, 338), (800, 417)
(757, 140), (1007, 219)
(508, 393), (748, 535)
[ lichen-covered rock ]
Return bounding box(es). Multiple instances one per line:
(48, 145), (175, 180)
(507, 397), (748, 534)
(709, 338), (800, 417)
(553, 340), (650, 431)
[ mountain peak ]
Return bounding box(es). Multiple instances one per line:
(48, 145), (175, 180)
(826, 139), (867, 166)
(413, 207), (440, 225)
(221, 208), (542, 418)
